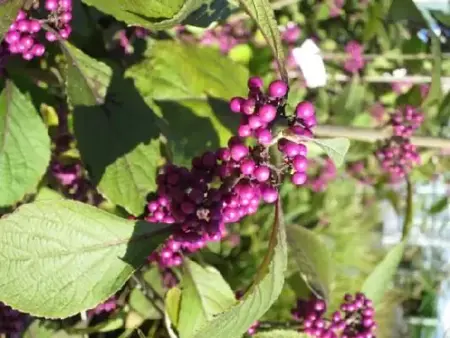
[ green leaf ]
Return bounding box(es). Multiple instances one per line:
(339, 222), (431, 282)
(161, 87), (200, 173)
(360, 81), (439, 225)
(0, 79), (51, 206)
(387, 0), (427, 26)
(192, 200), (288, 338)
(35, 187), (65, 201)
(127, 41), (249, 101)
(428, 197), (448, 215)
(126, 41), (248, 166)
(285, 225), (334, 303)
(238, 0), (287, 81)
(0, 200), (170, 318)
(129, 288), (162, 320)
(361, 241), (405, 307)
(254, 330), (309, 338)
(182, 0), (231, 27)
(62, 42), (163, 216)
(333, 76), (366, 124)
(80, 0), (207, 30)
(422, 34), (442, 109)
(165, 286), (182, 338)
(0, 0), (24, 41)
(178, 259), (236, 338)
(310, 138), (350, 168)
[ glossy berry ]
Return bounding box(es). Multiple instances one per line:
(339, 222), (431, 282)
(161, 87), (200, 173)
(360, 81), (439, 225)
(268, 80), (288, 98)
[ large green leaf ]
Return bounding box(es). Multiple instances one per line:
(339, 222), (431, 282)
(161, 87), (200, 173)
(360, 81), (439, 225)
(286, 225), (335, 303)
(0, 200), (170, 318)
(126, 41), (248, 166)
(254, 331), (309, 338)
(177, 259), (236, 338)
(0, 0), (24, 41)
(361, 241), (405, 307)
(238, 0), (287, 81)
(62, 42), (163, 216)
(0, 80), (51, 206)
(80, 0), (208, 30)
(192, 200), (288, 338)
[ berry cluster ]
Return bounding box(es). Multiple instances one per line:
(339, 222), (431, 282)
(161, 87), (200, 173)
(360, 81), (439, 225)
(390, 105), (424, 138)
(307, 158), (337, 192)
(0, 302), (25, 335)
(375, 138), (420, 181)
(376, 105), (424, 181)
(145, 77), (317, 267)
(3, 0), (72, 61)
(292, 293), (376, 338)
(343, 41), (364, 74)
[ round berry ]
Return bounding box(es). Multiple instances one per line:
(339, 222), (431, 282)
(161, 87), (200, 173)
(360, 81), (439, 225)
(230, 143), (249, 161)
(248, 76), (263, 90)
(254, 166), (270, 182)
(229, 97), (243, 113)
(262, 185), (278, 203)
(292, 172), (307, 185)
(258, 104), (277, 123)
(268, 80), (288, 98)
(292, 155), (308, 172)
(295, 101), (315, 119)
(240, 159), (256, 175)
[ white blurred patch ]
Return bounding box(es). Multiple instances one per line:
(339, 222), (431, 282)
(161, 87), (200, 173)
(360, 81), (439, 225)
(292, 39), (327, 88)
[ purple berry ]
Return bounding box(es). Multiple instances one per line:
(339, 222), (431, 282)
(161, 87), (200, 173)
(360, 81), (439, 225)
(229, 97), (243, 113)
(292, 155), (308, 172)
(262, 185), (278, 203)
(295, 101), (315, 119)
(240, 159), (256, 175)
(230, 143), (249, 161)
(258, 104), (277, 123)
(254, 166), (270, 182)
(248, 76), (263, 89)
(292, 172), (307, 185)
(268, 80), (288, 98)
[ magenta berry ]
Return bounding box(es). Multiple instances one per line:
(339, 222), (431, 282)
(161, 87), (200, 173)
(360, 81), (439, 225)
(248, 76), (264, 90)
(258, 104), (277, 123)
(229, 97), (243, 113)
(254, 166), (270, 182)
(268, 80), (288, 98)
(230, 143), (249, 161)
(296, 101), (315, 119)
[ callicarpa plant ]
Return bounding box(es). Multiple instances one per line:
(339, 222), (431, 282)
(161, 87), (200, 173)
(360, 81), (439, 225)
(0, 1), (449, 338)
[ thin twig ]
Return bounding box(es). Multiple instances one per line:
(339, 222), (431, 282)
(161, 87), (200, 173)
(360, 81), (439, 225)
(289, 70), (450, 85)
(314, 125), (450, 150)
